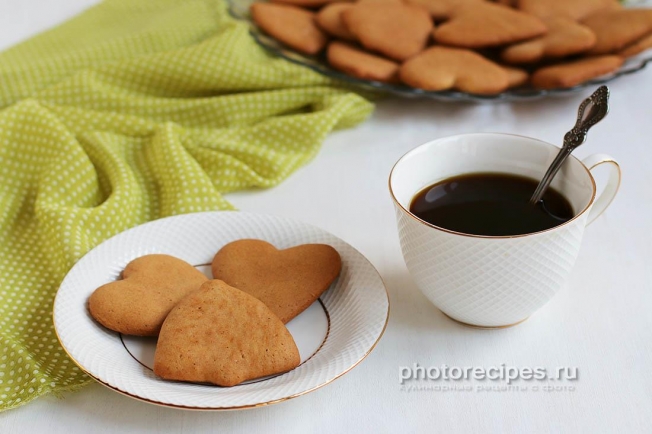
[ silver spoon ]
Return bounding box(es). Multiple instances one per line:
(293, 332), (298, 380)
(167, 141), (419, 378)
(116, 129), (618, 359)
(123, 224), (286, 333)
(529, 85), (610, 205)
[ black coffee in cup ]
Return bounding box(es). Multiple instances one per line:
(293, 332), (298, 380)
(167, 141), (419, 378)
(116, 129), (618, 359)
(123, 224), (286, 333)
(409, 173), (574, 236)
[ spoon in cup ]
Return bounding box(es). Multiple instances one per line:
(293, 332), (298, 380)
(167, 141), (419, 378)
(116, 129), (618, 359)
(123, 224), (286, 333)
(529, 85), (610, 205)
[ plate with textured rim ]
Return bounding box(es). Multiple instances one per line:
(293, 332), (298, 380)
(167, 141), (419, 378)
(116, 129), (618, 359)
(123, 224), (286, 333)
(53, 211), (389, 410)
(227, 0), (652, 102)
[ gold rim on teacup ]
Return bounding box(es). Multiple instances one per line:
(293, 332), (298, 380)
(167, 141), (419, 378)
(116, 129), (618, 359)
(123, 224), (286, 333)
(388, 133), (603, 240)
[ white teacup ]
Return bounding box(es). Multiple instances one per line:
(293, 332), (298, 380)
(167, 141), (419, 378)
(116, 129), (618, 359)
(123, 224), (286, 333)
(389, 133), (621, 328)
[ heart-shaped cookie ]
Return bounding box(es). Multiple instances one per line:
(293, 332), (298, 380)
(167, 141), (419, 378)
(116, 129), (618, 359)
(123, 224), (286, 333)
(316, 4), (356, 41)
(530, 55), (624, 90)
(327, 41), (400, 83)
(153, 280), (300, 387)
(400, 46), (510, 95)
(502, 65), (529, 89)
(405, 0), (485, 20)
(271, 0), (352, 7)
(517, 0), (620, 21)
(501, 17), (597, 64)
(88, 254), (208, 336)
(620, 33), (652, 58)
(433, 2), (547, 48)
(583, 8), (652, 55)
(250, 3), (328, 56)
(342, 2), (433, 61)
(211, 240), (342, 323)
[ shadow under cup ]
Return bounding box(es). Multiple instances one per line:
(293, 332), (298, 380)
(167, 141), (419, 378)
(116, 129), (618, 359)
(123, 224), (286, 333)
(389, 133), (598, 328)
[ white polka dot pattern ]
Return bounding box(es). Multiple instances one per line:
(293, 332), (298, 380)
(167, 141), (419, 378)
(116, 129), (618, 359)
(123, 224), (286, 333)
(53, 211), (389, 409)
(0, 0), (373, 411)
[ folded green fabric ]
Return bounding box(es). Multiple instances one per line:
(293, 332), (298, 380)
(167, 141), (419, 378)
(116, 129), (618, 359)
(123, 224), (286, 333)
(0, 0), (372, 411)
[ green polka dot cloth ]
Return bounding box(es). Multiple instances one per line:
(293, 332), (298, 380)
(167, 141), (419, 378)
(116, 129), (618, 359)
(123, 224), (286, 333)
(0, 0), (373, 411)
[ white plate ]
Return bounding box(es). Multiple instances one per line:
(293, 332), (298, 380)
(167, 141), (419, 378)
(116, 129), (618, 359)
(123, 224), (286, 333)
(53, 211), (389, 410)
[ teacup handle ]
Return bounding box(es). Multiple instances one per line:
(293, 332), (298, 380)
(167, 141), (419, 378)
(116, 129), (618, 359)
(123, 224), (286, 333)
(582, 153), (621, 226)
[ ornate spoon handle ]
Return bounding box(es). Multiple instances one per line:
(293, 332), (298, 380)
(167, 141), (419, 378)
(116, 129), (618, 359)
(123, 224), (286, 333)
(529, 86), (610, 205)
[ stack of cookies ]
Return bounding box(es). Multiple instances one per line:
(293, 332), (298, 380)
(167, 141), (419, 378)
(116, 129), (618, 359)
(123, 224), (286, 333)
(88, 240), (342, 387)
(250, 0), (652, 94)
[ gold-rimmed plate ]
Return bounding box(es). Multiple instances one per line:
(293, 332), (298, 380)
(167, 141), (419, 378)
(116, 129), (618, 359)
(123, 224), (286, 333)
(53, 211), (389, 410)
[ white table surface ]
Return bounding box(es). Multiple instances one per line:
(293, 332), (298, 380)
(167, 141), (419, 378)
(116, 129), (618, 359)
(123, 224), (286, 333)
(1, 1), (652, 433)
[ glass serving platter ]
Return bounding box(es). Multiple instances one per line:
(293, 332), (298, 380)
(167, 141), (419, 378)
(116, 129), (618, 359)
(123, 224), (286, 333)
(227, 0), (652, 102)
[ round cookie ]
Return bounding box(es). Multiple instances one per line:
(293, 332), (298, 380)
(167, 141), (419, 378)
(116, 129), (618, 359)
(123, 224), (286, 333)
(399, 46), (510, 94)
(250, 2), (328, 55)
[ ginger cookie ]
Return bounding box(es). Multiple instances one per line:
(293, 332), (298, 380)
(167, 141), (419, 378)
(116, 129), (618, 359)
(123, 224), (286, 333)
(501, 17), (597, 64)
(619, 33), (652, 58)
(502, 65), (529, 88)
(88, 254), (208, 336)
(358, 0), (403, 3)
(400, 46), (510, 94)
(433, 2), (547, 49)
(517, 0), (620, 21)
(583, 9), (652, 55)
(405, 0), (485, 20)
(153, 280), (300, 387)
(316, 4), (355, 41)
(342, 2), (433, 61)
(212, 240), (342, 324)
(271, 0), (353, 7)
(530, 55), (624, 89)
(327, 41), (400, 82)
(250, 3), (328, 55)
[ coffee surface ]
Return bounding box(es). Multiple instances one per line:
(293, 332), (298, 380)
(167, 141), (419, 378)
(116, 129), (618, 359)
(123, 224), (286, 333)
(409, 173), (574, 236)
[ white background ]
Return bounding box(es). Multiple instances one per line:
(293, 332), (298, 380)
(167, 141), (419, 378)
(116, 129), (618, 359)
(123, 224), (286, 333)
(1, 1), (651, 433)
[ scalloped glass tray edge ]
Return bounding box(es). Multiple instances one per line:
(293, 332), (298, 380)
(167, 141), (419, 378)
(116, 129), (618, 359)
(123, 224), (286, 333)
(227, 0), (652, 102)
